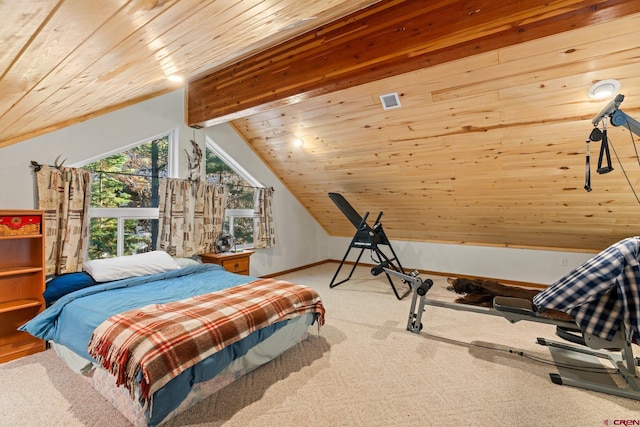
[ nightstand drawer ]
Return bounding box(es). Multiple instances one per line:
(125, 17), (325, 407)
(220, 257), (249, 274)
(201, 251), (254, 276)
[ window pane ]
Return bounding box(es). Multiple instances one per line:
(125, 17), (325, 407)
(86, 136), (169, 208)
(232, 217), (254, 246)
(89, 218), (118, 260)
(123, 219), (157, 255)
(205, 147), (254, 209)
(206, 147), (256, 248)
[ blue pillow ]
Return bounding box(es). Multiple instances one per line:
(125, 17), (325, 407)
(43, 272), (97, 305)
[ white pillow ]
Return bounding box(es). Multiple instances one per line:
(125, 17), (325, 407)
(83, 251), (181, 282)
(173, 257), (201, 268)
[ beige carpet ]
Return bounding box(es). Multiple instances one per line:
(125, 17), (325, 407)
(2, 263), (640, 426)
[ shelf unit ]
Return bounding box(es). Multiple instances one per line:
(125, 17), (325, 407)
(0, 210), (46, 363)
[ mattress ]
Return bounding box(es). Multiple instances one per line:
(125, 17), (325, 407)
(51, 313), (315, 426)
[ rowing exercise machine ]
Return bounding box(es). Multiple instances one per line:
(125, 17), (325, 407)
(385, 268), (640, 400)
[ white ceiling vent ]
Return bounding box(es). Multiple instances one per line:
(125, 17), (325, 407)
(379, 92), (401, 110)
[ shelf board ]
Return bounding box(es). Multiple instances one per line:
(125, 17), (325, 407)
(0, 233), (42, 240)
(0, 338), (45, 363)
(0, 298), (42, 314)
(0, 266), (43, 277)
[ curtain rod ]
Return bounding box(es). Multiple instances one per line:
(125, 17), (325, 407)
(30, 156), (66, 172)
(30, 161), (161, 179)
(30, 161), (274, 191)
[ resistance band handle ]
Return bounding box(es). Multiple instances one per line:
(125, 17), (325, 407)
(597, 129), (614, 174)
(584, 140), (591, 192)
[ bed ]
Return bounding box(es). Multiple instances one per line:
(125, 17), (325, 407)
(19, 251), (325, 426)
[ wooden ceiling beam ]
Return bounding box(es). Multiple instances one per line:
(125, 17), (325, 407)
(187, 0), (640, 128)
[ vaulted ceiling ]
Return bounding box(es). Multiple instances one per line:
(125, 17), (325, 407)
(0, 0), (377, 146)
(2, 0), (640, 252)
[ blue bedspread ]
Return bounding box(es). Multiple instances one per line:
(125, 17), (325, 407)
(21, 264), (250, 359)
(19, 264), (294, 425)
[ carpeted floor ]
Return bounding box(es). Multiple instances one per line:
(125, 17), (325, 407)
(1, 263), (639, 426)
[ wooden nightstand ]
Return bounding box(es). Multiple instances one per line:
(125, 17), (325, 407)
(201, 251), (254, 276)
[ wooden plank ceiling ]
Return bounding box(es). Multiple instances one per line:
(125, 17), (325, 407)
(2, 0), (640, 253)
(0, 0), (377, 146)
(190, 0), (640, 252)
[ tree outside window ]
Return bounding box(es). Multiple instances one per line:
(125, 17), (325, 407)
(83, 135), (257, 258)
(205, 147), (255, 248)
(85, 136), (169, 259)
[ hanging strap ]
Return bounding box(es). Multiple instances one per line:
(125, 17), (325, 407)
(597, 126), (614, 174)
(584, 140), (592, 192)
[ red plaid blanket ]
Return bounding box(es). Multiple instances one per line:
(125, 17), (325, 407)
(87, 278), (325, 404)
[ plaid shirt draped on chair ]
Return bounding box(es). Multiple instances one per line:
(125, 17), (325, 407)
(533, 236), (640, 342)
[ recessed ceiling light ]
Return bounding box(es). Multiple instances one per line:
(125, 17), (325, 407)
(167, 74), (183, 83)
(588, 79), (620, 100)
(293, 138), (304, 147)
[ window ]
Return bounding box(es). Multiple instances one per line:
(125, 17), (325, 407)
(205, 140), (262, 250)
(79, 132), (258, 258)
(83, 133), (175, 259)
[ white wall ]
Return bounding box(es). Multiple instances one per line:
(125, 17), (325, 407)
(0, 90), (193, 208)
(0, 88), (596, 282)
(204, 123), (330, 276)
(328, 236), (594, 285)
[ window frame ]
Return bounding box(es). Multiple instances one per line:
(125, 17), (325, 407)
(205, 136), (261, 188)
(74, 130), (178, 258)
(224, 209), (257, 251)
(74, 130), (264, 257)
(206, 136), (263, 250)
(88, 208), (160, 256)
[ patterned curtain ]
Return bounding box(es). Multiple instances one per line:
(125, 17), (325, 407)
(254, 187), (276, 249)
(157, 178), (193, 257)
(36, 165), (92, 275)
(193, 181), (227, 254)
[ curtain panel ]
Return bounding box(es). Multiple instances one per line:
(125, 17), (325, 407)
(157, 178), (192, 257)
(36, 165), (92, 275)
(193, 181), (227, 254)
(254, 187), (276, 249)
(158, 178), (227, 257)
